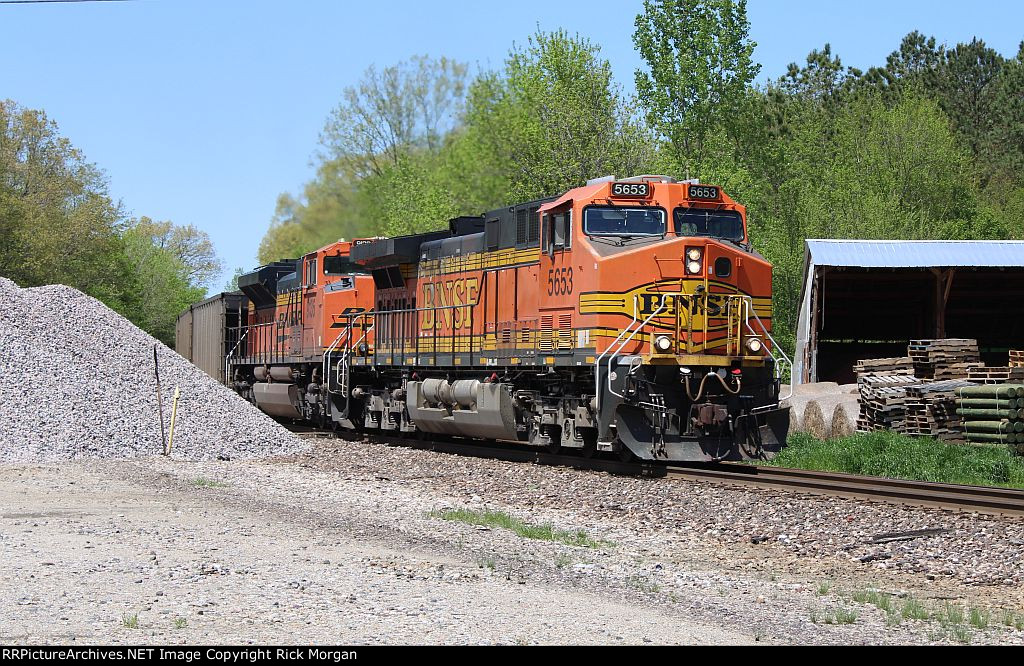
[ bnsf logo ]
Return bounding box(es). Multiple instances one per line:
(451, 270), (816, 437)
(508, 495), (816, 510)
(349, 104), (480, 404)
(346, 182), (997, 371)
(637, 292), (729, 318)
(421, 277), (480, 330)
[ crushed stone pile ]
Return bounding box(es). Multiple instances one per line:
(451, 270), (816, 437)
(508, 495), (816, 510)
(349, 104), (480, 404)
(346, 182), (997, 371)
(0, 277), (308, 462)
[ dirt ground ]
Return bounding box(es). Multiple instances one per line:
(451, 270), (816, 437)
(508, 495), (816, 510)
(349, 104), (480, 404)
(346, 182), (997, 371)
(2, 445), (1023, 645)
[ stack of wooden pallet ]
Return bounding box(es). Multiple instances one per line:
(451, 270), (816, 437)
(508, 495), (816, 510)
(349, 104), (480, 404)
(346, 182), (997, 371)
(967, 366), (1024, 384)
(856, 374), (921, 432)
(853, 356), (914, 377)
(909, 339), (982, 380)
(1010, 350), (1023, 368)
(904, 380), (974, 441)
(956, 384), (1024, 448)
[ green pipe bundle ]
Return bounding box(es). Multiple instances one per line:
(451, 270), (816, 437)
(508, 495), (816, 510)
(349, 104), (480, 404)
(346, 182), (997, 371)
(961, 420), (1024, 434)
(961, 432), (1020, 444)
(956, 408), (1024, 419)
(956, 385), (1024, 399)
(958, 397), (1024, 409)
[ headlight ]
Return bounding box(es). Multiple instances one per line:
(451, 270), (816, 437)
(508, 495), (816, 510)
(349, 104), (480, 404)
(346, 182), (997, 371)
(687, 247), (702, 261)
(745, 337), (763, 353)
(654, 335), (673, 353)
(686, 260), (702, 274)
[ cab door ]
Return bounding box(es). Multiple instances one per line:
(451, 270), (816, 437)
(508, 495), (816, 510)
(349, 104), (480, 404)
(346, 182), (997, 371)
(538, 205), (575, 355)
(301, 256), (320, 356)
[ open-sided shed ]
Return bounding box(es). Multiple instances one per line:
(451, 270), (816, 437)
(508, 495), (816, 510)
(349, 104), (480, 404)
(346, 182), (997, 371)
(794, 240), (1024, 384)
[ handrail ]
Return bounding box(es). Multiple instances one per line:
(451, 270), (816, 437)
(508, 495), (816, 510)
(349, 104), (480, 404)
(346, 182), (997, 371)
(730, 294), (793, 406)
(594, 293), (672, 410)
(606, 294), (672, 401)
(223, 329), (248, 386)
(322, 323), (352, 396)
(594, 295), (641, 411)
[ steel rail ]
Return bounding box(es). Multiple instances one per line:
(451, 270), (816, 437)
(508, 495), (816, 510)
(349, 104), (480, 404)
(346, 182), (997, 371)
(286, 427), (1024, 519)
(665, 464), (1024, 518)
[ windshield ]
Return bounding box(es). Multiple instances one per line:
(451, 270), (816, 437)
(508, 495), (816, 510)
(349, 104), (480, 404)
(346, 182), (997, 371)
(673, 208), (745, 242)
(583, 207), (665, 237)
(323, 256), (365, 275)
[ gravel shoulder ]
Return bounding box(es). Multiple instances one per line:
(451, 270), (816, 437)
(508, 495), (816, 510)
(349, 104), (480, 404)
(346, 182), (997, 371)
(4, 438), (1024, 645)
(0, 461), (746, 645)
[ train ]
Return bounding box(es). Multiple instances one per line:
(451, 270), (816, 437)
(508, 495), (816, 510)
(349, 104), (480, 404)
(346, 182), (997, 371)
(177, 175), (792, 462)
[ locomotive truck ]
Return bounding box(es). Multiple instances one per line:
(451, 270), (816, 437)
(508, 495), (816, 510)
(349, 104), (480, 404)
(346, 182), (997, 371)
(205, 175), (791, 462)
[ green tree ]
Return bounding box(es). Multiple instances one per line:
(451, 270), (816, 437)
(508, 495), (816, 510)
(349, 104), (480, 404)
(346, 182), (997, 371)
(0, 100), (223, 342)
(320, 55), (468, 180)
(633, 0), (759, 178)
(464, 28), (656, 203)
(121, 224), (205, 344)
(130, 216), (222, 287)
(0, 99), (130, 309)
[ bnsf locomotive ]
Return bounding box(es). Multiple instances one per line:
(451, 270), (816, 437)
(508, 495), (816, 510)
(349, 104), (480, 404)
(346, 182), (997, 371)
(219, 175), (791, 461)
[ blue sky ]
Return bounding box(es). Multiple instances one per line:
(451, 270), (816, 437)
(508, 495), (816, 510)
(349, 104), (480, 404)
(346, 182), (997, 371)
(2, 0), (1022, 289)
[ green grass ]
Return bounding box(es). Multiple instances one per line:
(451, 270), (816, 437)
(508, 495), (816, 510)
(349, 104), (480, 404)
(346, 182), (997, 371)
(937, 603), (965, 626)
(812, 608), (858, 625)
(969, 607), (991, 629)
(1001, 610), (1024, 630)
(430, 508), (609, 548)
(852, 589), (893, 613)
(816, 581), (831, 596)
(172, 617), (188, 629)
(122, 613), (139, 629)
(902, 598), (930, 621)
(192, 477), (230, 488)
(761, 432), (1024, 488)
(950, 624), (973, 644)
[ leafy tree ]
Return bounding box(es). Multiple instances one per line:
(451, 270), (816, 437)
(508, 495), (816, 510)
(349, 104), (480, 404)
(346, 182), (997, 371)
(0, 99), (130, 309)
(633, 0), (759, 177)
(0, 100), (223, 343)
(121, 224), (205, 344)
(320, 55), (468, 180)
(464, 28), (656, 203)
(130, 216), (222, 287)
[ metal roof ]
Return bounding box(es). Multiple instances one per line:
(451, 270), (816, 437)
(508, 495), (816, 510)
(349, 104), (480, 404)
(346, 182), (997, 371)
(806, 239), (1024, 268)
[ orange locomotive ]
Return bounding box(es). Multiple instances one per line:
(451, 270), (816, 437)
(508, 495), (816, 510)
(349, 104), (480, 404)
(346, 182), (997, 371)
(229, 238), (376, 427)
(331, 175), (791, 461)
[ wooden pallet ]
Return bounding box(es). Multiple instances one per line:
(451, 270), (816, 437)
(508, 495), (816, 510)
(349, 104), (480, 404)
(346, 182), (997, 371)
(907, 339), (980, 380)
(853, 357), (914, 376)
(856, 375), (922, 432)
(1010, 350), (1023, 368)
(967, 367), (1024, 384)
(903, 380), (974, 438)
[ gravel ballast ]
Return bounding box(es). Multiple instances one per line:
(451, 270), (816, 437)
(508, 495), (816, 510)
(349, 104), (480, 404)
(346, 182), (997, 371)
(0, 278), (306, 461)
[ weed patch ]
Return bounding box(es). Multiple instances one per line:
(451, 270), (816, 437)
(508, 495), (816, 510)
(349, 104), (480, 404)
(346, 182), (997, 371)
(760, 432), (1024, 488)
(430, 508), (609, 548)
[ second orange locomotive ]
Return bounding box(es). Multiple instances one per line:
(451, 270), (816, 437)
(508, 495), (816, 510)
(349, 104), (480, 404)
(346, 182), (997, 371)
(229, 175), (790, 461)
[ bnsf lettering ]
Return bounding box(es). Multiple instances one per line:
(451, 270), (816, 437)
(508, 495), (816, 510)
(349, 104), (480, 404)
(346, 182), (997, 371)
(421, 277), (480, 330)
(638, 293), (726, 317)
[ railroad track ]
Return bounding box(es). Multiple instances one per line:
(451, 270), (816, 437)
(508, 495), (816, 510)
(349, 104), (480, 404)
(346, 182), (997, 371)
(289, 426), (1024, 519)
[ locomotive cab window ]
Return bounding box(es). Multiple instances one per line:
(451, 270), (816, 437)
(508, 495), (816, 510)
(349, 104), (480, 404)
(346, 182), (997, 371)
(544, 211), (572, 253)
(323, 256), (365, 275)
(583, 207), (665, 237)
(674, 208), (744, 242)
(304, 259), (317, 287)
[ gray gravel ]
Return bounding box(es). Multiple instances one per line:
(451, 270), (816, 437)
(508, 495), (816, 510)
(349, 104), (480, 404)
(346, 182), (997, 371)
(0, 277), (307, 462)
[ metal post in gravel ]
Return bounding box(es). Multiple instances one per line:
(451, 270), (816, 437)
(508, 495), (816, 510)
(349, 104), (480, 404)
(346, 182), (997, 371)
(154, 345), (167, 455)
(167, 386), (181, 456)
